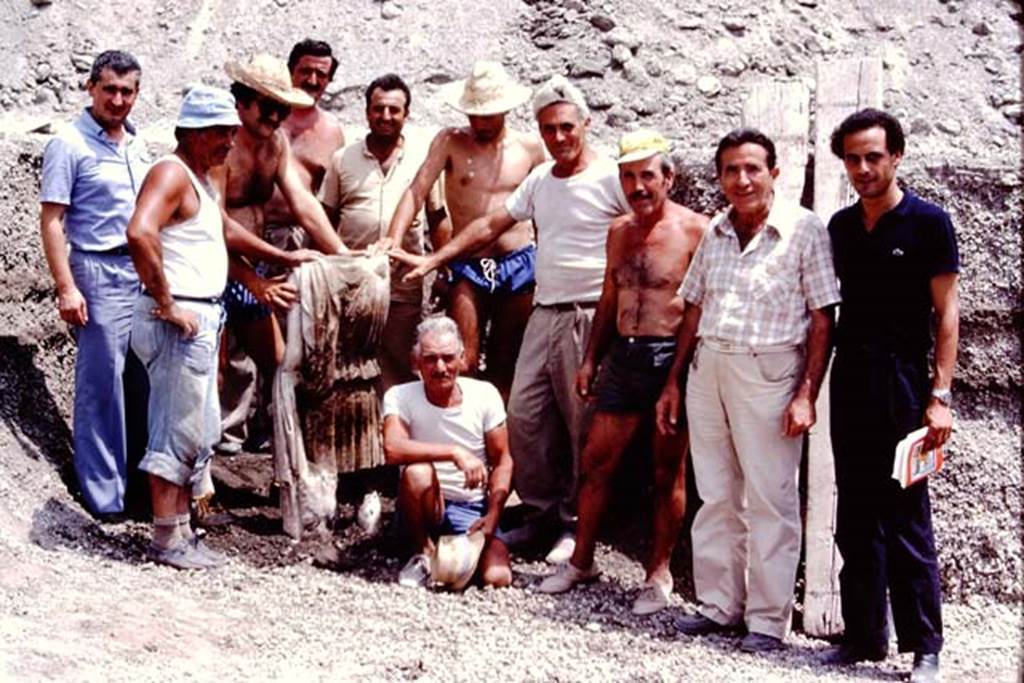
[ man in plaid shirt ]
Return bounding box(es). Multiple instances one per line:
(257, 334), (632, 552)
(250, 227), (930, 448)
(656, 128), (840, 653)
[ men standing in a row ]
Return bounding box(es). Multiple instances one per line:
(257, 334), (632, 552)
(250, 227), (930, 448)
(39, 50), (150, 519)
(539, 130), (707, 617)
(127, 85), (240, 569)
(387, 61), (545, 402)
(658, 129), (840, 652)
(396, 76), (630, 564)
(217, 42), (346, 455)
(822, 109), (956, 683)
(319, 73), (445, 390)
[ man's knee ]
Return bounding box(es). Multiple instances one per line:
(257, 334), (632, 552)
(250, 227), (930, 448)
(480, 540), (512, 588)
(399, 462), (436, 497)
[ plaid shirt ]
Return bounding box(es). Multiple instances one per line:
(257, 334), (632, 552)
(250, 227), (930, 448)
(679, 198), (841, 348)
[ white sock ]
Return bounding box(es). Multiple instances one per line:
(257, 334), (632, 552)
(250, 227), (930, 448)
(177, 513), (195, 542)
(152, 516), (180, 550)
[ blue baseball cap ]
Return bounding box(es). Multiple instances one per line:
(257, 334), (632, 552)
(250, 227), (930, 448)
(176, 85), (240, 129)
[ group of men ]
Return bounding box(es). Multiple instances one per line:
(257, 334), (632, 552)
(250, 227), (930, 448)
(40, 41), (957, 682)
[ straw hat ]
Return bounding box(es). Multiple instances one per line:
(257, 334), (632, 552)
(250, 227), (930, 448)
(224, 53), (314, 108)
(617, 129), (670, 164)
(431, 530), (486, 590)
(443, 61), (532, 116)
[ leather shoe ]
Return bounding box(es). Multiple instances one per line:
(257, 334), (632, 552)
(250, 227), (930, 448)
(674, 613), (743, 636)
(819, 644), (888, 666)
(740, 632), (784, 653)
(910, 652), (940, 683)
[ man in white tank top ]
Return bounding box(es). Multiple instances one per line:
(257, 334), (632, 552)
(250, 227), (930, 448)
(126, 85), (241, 570)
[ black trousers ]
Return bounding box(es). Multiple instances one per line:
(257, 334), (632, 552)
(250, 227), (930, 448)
(830, 349), (943, 655)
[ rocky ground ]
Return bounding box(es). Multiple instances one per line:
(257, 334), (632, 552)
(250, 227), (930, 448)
(1, 437), (1020, 682)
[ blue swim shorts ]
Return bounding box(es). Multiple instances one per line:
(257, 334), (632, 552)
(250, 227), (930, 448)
(448, 244), (536, 295)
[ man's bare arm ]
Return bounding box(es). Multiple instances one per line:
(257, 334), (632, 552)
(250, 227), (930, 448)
(277, 135), (346, 254)
(391, 207), (518, 281)
(470, 423), (513, 538)
(383, 414), (486, 488)
(654, 303), (702, 435)
(782, 305), (835, 437)
(126, 163), (198, 335)
(39, 202), (88, 326)
(576, 221), (625, 398)
(923, 272), (959, 450)
(221, 210), (318, 267)
(386, 129), (451, 247)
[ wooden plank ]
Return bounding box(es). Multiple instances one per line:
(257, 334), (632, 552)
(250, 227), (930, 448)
(802, 57), (884, 638)
(742, 80), (810, 206)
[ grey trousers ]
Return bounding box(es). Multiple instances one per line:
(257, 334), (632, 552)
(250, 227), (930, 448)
(507, 304), (595, 529)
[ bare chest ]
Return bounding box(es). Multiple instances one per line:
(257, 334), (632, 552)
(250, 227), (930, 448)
(226, 144), (279, 207)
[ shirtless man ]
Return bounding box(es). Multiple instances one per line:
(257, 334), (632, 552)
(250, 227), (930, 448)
(213, 53), (346, 458)
(387, 61), (545, 401)
(263, 39), (346, 256)
(217, 43), (347, 455)
(538, 131), (707, 617)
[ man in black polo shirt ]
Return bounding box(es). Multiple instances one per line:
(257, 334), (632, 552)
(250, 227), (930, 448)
(822, 109), (958, 683)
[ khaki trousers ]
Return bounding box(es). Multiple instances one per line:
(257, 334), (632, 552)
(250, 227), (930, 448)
(507, 304), (595, 527)
(685, 340), (804, 639)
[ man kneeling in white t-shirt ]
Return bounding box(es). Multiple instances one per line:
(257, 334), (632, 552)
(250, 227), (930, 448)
(383, 316), (513, 588)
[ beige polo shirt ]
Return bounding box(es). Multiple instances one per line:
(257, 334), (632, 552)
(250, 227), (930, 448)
(319, 127), (443, 304)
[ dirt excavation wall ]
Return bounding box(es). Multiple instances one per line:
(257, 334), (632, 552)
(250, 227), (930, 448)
(0, 0), (1020, 602)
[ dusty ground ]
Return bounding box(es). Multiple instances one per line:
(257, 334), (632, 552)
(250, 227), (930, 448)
(0, 0), (1021, 680)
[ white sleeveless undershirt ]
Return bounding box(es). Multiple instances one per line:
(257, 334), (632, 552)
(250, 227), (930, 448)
(151, 154), (228, 298)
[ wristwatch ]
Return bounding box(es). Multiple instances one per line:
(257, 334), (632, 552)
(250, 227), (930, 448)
(930, 388), (953, 407)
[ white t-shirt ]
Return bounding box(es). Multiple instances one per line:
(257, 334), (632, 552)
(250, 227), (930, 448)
(382, 377), (506, 503)
(505, 156), (629, 305)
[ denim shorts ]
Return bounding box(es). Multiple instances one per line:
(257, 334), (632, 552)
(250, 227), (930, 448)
(440, 498), (508, 543)
(130, 295), (224, 487)
(596, 336), (678, 414)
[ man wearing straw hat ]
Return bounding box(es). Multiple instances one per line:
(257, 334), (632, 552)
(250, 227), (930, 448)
(394, 76), (630, 565)
(386, 61), (545, 402)
(383, 316), (513, 589)
(216, 41), (347, 457)
(207, 54), (345, 467)
(538, 130), (707, 616)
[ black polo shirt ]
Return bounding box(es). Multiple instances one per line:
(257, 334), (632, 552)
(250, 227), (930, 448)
(828, 190), (959, 357)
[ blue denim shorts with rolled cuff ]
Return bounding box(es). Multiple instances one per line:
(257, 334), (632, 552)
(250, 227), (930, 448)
(440, 498), (509, 544)
(130, 294), (224, 487)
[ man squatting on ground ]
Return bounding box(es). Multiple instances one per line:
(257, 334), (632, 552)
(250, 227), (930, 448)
(382, 316), (513, 588)
(209, 53), (346, 469)
(395, 76), (631, 565)
(538, 130), (707, 617)
(125, 86), (244, 569)
(819, 109), (958, 683)
(656, 128), (841, 653)
(319, 73), (447, 391)
(386, 61), (545, 403)
(39, 50), (150, 518)
(218, 40), (347, 455)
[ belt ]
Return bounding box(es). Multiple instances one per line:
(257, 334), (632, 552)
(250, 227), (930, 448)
(76, 245), (132, 257)
(142, 290), (222, 305)
(700, 338), (801, 354)
(536, 300), (598, 312)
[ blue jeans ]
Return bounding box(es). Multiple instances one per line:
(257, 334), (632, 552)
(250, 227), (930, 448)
(130, 295), (223, 487)
(68, 249), (148, 514)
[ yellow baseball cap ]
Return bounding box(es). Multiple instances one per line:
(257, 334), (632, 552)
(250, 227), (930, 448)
(618, 129), (670, 164)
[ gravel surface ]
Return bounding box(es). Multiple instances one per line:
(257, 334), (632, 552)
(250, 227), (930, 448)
(1, 429), (1019, 682)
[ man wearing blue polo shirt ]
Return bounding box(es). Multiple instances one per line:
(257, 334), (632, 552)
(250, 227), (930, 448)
(39, 50), (150, 518)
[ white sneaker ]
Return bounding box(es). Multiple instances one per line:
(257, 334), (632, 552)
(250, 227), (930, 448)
(357, 491), (382, 535)
(538, 561), (600, 594)
(398, 553), (431, 588)
(544, 532), (576, 564)
(631, 580), (671, 615)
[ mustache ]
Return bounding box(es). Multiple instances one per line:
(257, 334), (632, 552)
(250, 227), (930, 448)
(629, 190), (653, 201)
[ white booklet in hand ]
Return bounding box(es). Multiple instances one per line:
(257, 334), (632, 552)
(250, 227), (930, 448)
(892, 426), (945, 489)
